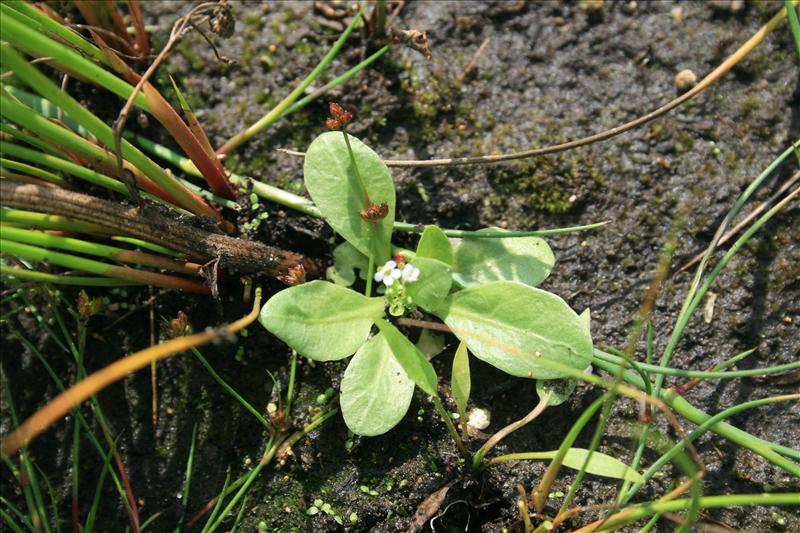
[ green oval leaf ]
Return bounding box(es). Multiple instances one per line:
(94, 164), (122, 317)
(327, 242), (369, 287)
(436, 281), (592, 379)
(579, 307), (591, 333)
(451, 341), (471, 417)
(536, 378), (576, 406)
(304, 132), (395, 262)
(375, 320), (438, 396)
(561, 449), (644, 483)
(416, 225), (453, 266)
(415, 329), (445, 359)
(340, 333), (415, 436)
(259, 281), (384, 361)
(452, 230), (554, 288)
(406, 257), (452, 313)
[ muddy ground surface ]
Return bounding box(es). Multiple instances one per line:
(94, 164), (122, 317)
(2, 1), (799, 531)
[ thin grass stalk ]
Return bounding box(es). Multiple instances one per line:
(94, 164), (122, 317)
(126, 0), (150, 57)
(0, 45), (222, 219)
(0, 98), (188, 209)
(1, 226), (200, 275)
(654, 183), (800, 401)
(0, 5), (145, 105)
(3, 8), (230, 198)
(592, 349), (799, 379)
(0, 372), (52, 533)
(533, 394), (607, 512)
(190, 348), (271, 429)
(73, 1), (135, 57)
(572, 492), (800, 532)
(380, 3), (798, 168)
(784, 0), (800, 61)
(0, 158), (70, 187)
(0, 288), (262, 456)
(175, 424), (198, 533)
(278, 45), (391, 118)
(205, 405), (338, 533)
(10, 327), (129, 515)
(590, 356), (800, 469)
(1, 142), (136, 198)
(402, 317), (799, 473)
(2, 1), (110, 66)
(217, 10), (365, 155)
(130, 132), (613, 236)
(0, 122), (72, 158)
(653, 142), (798, 399)
(0, 239), (210, 294)
(1, 207), (112, 236)
(621, 394), (800, 506)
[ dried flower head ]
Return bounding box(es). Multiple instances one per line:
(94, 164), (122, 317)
(326, 102), (353, 130)
(77, 290), (102, 319)
(359, 202), (389, 223)
(161, 311), (189, 340)
(210, 3), (236, 38)
(278, 263), (306, 286)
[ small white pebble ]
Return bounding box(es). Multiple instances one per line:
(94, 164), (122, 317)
(467, 407), (491, 430)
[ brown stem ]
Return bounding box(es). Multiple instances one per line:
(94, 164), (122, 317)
(281, 5), (791, 168)
(0, 182), (315, 278)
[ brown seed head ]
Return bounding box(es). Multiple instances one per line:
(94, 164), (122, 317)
(359, 202), (389, 223)
(278, 263), (307, 286)
(326, 102), (353, 130)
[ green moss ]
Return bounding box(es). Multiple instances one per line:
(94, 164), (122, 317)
(292, 40), (313, 55)
(400, 66), (468, 142)
(741, 94), (762, 114)
(241, 39), (254, 67)
(242, 11), (264, 28)
(490, 153), (601, 214)
(177, 41), (205, 71)
(674, 131), (694, 154)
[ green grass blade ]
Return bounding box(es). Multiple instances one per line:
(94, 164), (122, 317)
(218, 9), (365, 154)
(0, 266), (136, 287)
(0, 158), (70, 187)
(1, 46), (213, 217)
(2, 1), (109, 66)
(191, 348), (271, 429)
(175, 424), (198, 533)
(784, 0), (800, 61)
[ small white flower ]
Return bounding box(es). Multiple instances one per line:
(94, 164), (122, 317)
(401, 263), (420, 283)
(374, 260), (402, 286)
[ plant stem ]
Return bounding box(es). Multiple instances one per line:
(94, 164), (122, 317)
(191, 348), (271, 430)
(218, 10), (364, 155)
(473, 397), (549, 470)
(621, 393), (800, 506)
(0, 288), (263, 456)
(572, 493), (800, 532)
(431, 395), (468, 456)
(365, 249), (375, 297)
(0, 267), (135, 287)
(592, 349), (800, 379)
(286, 350), (298, 416)
(342, 131), (372, 208)
(785, 0), (800, 62)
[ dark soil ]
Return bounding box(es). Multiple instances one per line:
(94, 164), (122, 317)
(2, 1), (799, 532)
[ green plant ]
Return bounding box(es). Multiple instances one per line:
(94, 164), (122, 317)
(259, 108), (593, 439)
